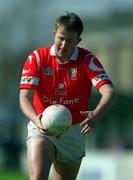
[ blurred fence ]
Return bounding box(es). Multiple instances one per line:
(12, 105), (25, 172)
(17, 149), (133, 180)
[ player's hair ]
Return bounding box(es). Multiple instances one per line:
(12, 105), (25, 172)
(55, 12), (83, 36)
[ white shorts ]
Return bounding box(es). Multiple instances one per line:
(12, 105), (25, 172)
(27, 121), (86, 162)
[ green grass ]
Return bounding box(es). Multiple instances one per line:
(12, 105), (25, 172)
(0, 170), (28, 180)
(0, 169), (52, 180)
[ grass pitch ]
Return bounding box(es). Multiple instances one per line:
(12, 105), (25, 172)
(0, 170), (27, 180)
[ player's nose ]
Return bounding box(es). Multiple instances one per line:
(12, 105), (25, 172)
(61, 40), (67, 48)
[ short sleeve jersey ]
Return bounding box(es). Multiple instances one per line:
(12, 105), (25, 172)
(20, 45), (112, 124)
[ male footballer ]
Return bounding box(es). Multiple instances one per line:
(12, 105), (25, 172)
(19, 12), (116, 180)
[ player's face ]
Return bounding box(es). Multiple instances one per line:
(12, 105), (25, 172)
(54, 26), (81, 61)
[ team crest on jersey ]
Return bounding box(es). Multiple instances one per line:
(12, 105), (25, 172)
(44, 67), (53, 76)
(69, 68), (77, 80)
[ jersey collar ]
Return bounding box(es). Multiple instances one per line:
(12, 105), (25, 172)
(50, 44), (79, 61)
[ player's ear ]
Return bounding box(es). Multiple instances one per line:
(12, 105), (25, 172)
(78, 37), (82, 43)
(53, 31), (56, 37)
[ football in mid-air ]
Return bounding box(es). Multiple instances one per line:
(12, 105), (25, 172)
(41, 104), (72, 136)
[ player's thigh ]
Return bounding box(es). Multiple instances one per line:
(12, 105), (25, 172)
(27, 137), (55, 179)
(53, 160), (82, 180)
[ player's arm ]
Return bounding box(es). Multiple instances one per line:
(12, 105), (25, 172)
(80, 83), (116, 134)
(95, 83), (116, 118)
(19, 88), (44, 130)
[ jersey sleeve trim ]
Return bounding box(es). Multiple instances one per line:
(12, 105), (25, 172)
(20, 76), (39, 87)
(95, 80), (112, 90)
(92, 73), (112, 89)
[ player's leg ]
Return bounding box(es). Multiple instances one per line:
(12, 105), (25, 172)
(27, 137), (56, 180)
(53, 160), (82, 180)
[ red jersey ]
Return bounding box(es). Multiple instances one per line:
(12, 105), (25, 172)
(20, 45), (112, 124)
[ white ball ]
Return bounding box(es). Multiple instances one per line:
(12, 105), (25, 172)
(41, 104), (72, 136)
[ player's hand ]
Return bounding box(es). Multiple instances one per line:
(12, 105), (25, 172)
(80, 111), (97, 134)
(34, 114), (62, 138)
(34, 114), (52, 135)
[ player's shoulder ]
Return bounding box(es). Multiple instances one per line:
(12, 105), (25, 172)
(79, 47), (90, 53)
(78, 47), (95, 61)
(35, 45), (51, 55)
(25, 45), (52, 69)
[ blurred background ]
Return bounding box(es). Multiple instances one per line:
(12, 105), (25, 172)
(0, 0), (133, 179)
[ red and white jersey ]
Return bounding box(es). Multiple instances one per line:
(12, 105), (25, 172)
(20, 45), (112, 124)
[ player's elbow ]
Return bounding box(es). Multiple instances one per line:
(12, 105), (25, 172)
(110, 87), (117, 105)
(99, 83), (117, 105)
(106, 85), (117, 106)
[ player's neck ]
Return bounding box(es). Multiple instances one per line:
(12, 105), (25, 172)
(56, 56), (70, 64)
